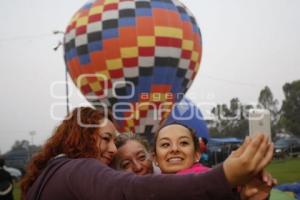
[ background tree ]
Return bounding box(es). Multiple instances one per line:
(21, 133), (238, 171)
(210, 104), (231, 137)
(209, 98), (251, 138)
(11, 140), (30, 150)
(258, 86), (279, 122)
(257, 86), (280, 135)
(280, 80), (300, 137)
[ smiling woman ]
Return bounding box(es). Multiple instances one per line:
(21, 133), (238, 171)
(112, 133), (154, 175)
(153, 123), (209, 174)
(96, 120), (118, 165)
(153, 122), (277, 200)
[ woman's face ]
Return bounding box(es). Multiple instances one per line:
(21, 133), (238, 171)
(115, 140), (153, 175)
(97, 119), (118, 165)
(154, 124), (200, 174)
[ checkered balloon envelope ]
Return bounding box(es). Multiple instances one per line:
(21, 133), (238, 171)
(64, 0), (202, 140)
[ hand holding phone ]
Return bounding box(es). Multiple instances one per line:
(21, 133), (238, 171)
(248, 109), (271, 140)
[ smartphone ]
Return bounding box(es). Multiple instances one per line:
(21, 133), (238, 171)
(248, 109), (271, 139)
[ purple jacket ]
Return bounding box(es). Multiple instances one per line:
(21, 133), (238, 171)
(26, 157), (240, 200)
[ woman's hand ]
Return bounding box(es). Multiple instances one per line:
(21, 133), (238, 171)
(241, 170), (277, 200)
(223, 134), (274, 186)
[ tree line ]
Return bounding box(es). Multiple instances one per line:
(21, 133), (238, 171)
(207, 79), (300, 139)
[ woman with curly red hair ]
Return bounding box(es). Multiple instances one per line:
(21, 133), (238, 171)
(20, 107), (117, 198)
(20, 107), (274, 200)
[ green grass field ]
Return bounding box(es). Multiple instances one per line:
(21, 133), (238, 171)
(267, 158), (300, 184)
(267, 158), (300, 200)
(13, 182), (21, 200)
(12, 158), (300, 200)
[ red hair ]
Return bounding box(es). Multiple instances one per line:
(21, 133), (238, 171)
(20, 107), (110, 197)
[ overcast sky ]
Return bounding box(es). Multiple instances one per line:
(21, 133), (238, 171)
(0, 0), (299, 153)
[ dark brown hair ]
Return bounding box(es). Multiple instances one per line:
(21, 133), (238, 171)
(153, 122), (200, 154)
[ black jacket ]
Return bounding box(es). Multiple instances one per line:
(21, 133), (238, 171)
(0, 167), (13, 200)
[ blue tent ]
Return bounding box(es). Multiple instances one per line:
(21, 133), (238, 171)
(165, 97), (210, 140)
(209, 138), (242, 144)
(275, 182), (300, 200)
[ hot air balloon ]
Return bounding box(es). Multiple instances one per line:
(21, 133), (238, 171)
(165, 97), (209, 140)
(64, 0), (202, 140)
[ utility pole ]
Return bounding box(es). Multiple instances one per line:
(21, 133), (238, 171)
(53, 30), (70, 115)
(29, 130), (36, 145)
(28, 130), (36, 160)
